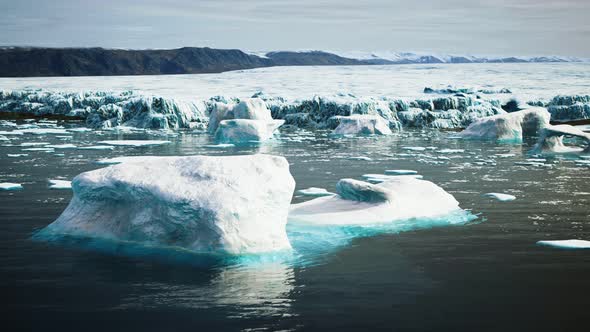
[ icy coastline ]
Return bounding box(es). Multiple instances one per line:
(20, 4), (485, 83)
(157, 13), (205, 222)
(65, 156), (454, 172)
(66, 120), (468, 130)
(1, 88), (589, 132)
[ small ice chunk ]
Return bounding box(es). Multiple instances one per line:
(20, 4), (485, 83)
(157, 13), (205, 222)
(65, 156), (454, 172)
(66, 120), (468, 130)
(0, 182), (23, 190)
(67, 128), (92, 132)
(483, 193), (516, 201)
(7, 154), (28, 157)
(97, 140), (171, 147)
(48, 179), (72, 190)
(203, 143), (235, 149)
(384, 169), (418, 175)
(437, 149), (465, 154)
(46, 144), (77, 149)
(362, 173), (423, 183)
(20, 142), (50, 147)
(22, 147), (55, 152)
(296, 187), (335, 197)
(402, 146), (426, 151)
(348, 156), (372, 161)
(19, 128), (69, 135)
(78, 145), (115, 150)
(0, 130), (24, 135)
(537, 239), (590, 249)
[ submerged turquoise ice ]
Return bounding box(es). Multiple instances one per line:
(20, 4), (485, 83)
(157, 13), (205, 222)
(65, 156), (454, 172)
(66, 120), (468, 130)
(34, 209), (477, 268)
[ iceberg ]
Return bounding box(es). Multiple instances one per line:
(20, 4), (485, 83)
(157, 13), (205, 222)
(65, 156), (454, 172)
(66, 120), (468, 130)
(459, 108), (551, 141)
(289, 177), (462, 225)
(208, 98), (284, 143)
(332, 114), (393, 136)
(537, 239), (590, 249)
(48, 179), (72, 190)
(0, 182), (23, 190)
(40, 154), (295, 254)
(483, 193), (516, 201)
(530, 124), (590, 154)
(215, 119), (284, 144)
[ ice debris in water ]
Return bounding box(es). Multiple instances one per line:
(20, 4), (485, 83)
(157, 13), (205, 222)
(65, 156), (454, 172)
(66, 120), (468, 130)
(296, 187), (335, 197)
(0, 182), (23, 190)
(97, 140), (171, 147)
(48, 179), (72, 190)
(483, 193), (516, 201)
(460, 108), (550, 142)
(289, 177), (464, 225)
(537, 239), (590, 249)
(7, 154), (28, 157)
(39, 154), (295, 254)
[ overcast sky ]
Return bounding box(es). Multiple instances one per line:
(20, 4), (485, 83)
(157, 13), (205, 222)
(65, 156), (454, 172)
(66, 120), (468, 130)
(1, 0), (589, 56)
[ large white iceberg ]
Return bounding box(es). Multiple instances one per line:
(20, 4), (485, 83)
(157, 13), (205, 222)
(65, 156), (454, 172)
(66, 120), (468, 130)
(459, 108), (550, 141)
(289, 177), (462, 225)
(42, 154), (295, 254)
(530, 124), (590, 154)
(332, 114), (393, 136)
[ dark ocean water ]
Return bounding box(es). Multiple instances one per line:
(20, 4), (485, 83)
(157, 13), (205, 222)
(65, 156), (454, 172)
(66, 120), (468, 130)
(1, 125), (589, 331)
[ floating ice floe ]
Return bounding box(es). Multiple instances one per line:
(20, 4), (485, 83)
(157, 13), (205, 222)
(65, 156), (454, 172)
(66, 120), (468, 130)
(537, 239), (590, 249)
(348, 156), (372, 161)
(20, 142), (49, 147)
(0, 182), (23, 190)
(18, 128), (69, 135)
(0, 130), (24, 135)
(203, 143), (235, 149)
(459, 108), (550, 142)
(361, 173), (423, 183)
(97, 140), (171, 147)
(46, 144), (77, 149)
(40, 154), (295, 254)
(21, 147), (55, 152)
(437, 148), (465, 154)
(289, 177), (462, 225)
(7, 153), (28, 157)
(384, 169), (418, 175)
(530, 124), (590, 154)
(483, 193), (516, 201)
(77, 145), (115, 150)
(67, 128), (92, 132)
(331, 114), (393, 136)
(402, 146), (427, 151)
(48, 179), (72, 190)
(296, 187), (335, 197)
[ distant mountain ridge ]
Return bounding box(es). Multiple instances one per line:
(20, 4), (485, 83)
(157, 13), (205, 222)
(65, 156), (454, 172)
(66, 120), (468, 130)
(0, 47), (586, 77)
